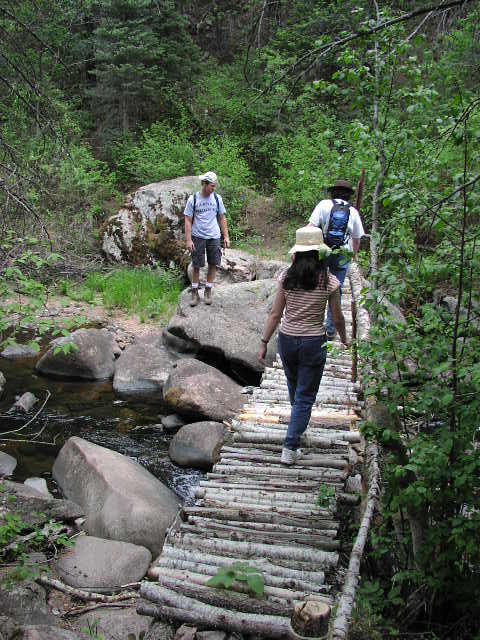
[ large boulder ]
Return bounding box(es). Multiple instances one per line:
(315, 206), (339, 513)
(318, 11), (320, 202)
(0, 582), (54, 626)
(163, 359), (244, 421)
(53, 535), (151, 589)
(113, 343), (177, 398)
(102, 176), (197, 266)
(167, 279), (279, 379)
(1, 344), (38, 359)
(35, 329), (117, 380)
(52, 437), (180, 556)
(169, 421), (226, 469)
(187, 249), (287, 286)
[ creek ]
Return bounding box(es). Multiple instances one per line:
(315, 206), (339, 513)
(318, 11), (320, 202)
(0, 335), (205, 503)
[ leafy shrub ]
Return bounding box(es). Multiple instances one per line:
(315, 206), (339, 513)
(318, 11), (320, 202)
(113, 122), (196, 185)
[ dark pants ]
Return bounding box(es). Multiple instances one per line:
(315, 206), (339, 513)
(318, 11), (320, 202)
(325, 253), (350, 335)
(191, 236), (222, 268)
(278, 332), (327, 450)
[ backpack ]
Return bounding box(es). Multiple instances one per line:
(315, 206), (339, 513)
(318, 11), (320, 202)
(325, 199), (350, 248)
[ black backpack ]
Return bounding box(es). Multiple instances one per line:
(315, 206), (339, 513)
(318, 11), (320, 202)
(325, 199), (350, 248)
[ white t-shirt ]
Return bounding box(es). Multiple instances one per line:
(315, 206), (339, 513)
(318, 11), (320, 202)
(184, 192), (226, 240)
(309, 199), (364, 252)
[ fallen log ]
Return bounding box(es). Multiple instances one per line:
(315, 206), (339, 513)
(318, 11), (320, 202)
(182, 507), (339, 530)
(169, 533), (339, 567)
(137, 599), (291, 639)
(160, 545), (328, 584)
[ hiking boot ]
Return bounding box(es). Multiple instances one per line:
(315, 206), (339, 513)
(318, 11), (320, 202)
(327, 331), (337, 341)
(204, 287), (213, 305)
(189, 288), (200, 307)
(281, 448), (302, 465)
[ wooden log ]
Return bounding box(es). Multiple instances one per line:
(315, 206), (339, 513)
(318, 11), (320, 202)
(291, 600), (331, 638)
(187, 516), (337, 538)
(195, 487), (319, 504)
(160, 546), (328, 584)
(178, 523), (341, 551)
(201, 476), (328, 491)
(233, 432), (335, 448)
(151, 557), (329, 595)
(217, 452), (348, 469)
(137, 597), (291, 639)
(169, 533), (339, 567)
(212, 464), (347, 481)
(182, 506), (339, 530)
(143, 574), (295, 616)
(198, 494), (336, 513)
(331, 444), (380, 640)
(144, 568), (332, 605)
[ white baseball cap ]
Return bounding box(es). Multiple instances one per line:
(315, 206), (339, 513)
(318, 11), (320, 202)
(198, 171), (218, 184)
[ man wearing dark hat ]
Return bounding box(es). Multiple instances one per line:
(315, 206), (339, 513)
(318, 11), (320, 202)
(309, 179), (364, 339)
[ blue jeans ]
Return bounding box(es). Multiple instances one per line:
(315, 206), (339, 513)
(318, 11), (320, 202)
(325, 253), (350, 335)
(278, 332), (327, 450)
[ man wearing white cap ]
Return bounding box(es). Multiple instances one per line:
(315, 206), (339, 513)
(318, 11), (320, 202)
(184, 171), (230, 306)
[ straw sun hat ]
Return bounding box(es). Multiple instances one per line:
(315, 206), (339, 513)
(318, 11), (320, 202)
(288, 226), (331, 258)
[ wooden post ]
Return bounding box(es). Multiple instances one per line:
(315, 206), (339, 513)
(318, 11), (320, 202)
(289, 600), (331, 639)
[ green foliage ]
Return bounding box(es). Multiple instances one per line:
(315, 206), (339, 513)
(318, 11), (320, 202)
(316, 485), (336, 508)
(113, 122), (196, 185)
(84, 267), (183, 320)
(206, 562), (264, 596)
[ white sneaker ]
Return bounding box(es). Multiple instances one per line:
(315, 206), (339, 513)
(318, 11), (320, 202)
(281, 448), (302, 465)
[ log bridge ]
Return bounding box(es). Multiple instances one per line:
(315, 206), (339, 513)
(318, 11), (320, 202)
(138, 263), (379, 639)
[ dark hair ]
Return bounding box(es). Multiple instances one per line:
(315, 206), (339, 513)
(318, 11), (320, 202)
(283, 250), (328, 291)
(329, 187), (353, 201)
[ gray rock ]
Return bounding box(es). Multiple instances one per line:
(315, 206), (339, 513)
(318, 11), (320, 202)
(24, 478), (52, 498)
(0, 451), (17, 476)
(162, 329), (199, 356)
(196, 632), (228, 640)
(167, 279), (279, 377)
(54, 535), (151, 589)
(0, 480), (83, 527)
(12, 626), (86, 639)
(13, 392), (38, 413)
(52, 437), (180, 555)
(74, 606), (153, 640)
(187, 249), (287, 287)
(102, 176), (197, 266)
(35, 329), (117, 380)
(0, 582), (53, 626)
(161, 414), (185, 433)
(163, 359), (244, 421)
(169, 421), (226, 469)
(144, 621), (175, 640)
(1, 344), (38, 359)
(113, 344), (177, 398)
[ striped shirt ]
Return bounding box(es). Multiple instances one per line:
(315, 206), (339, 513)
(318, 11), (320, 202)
(278, 270), (340, 336)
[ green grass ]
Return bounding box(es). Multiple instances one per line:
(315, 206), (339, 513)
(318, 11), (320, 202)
(85, 267), (183, 320)
(57, 267), (183, 321)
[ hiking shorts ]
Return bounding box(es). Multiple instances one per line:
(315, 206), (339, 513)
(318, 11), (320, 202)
(191, 236), (222, 268)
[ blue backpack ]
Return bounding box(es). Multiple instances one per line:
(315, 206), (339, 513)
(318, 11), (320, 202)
(325, 199), (350, 248)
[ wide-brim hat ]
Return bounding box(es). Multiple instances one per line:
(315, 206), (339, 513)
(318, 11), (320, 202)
(328, 179), (354, 192)
(288, 226), (331, 257)
(198, 171), (218, 184)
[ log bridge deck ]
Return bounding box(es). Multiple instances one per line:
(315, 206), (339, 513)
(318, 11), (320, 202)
(139, 265), (374, 639)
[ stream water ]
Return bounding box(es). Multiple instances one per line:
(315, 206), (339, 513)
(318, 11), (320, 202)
(0, 333), (205, 504)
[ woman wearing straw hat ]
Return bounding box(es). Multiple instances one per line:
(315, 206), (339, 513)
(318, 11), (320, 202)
(257, 226), (350, 465)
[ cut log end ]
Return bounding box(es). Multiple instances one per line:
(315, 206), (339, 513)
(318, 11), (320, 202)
(290, 600), (331, 639)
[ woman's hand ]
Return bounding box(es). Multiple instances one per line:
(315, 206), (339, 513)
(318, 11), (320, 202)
(257, 343), (268, 365)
